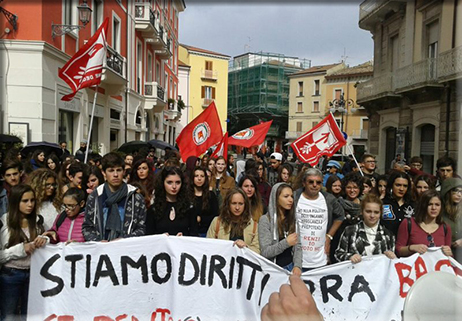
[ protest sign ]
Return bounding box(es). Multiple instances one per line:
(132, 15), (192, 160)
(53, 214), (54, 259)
(28, 236), (461, 321)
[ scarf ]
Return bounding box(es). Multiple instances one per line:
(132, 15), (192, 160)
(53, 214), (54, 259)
(104, 183), (128, 241)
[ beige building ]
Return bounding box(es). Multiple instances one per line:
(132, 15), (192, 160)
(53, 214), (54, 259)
(325, 61), (373, 155)
(357, 0), (462, 174)
(287, 63), (344, 142)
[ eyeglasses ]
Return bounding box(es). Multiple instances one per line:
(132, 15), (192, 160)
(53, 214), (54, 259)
(427, 235), (435, 247)
(365, 160), (377, 164)
(451, 188), (462, 195)
(307, 180), (322, 185)
(64, 203), (79, 211)
(45, 183), (58, 189)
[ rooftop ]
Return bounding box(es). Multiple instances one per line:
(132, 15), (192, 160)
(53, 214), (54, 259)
(180, 44), (230, 59)
(290, 63), (342, 76)
(326, 61), (374, 78)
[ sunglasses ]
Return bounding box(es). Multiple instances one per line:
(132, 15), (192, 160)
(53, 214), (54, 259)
(427, 235), (435, 247)
(307, 180), (322, 185)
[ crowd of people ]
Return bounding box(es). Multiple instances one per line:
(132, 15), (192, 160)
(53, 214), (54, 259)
(0, 142), (460, 320)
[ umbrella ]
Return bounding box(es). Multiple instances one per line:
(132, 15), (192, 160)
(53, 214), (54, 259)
(21, 141), (63, 157)
(148, 139), (177, 151)
(0, 134), (22, 144)
(117, 141), (150, 154)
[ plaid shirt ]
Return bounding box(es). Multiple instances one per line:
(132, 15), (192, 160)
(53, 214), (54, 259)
(335, 221), (395, 262)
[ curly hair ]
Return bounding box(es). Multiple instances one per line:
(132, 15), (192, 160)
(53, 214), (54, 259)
(152, 167), (191, 221)
(341, 172), (364, 199)
(387, 170), (412, 202)
(26, 168), (62, 212)
(190, 167), (210, 212)
(238, 175), (264, 222)
(219, 188), (252, 238)
(129, 158), (155, 196)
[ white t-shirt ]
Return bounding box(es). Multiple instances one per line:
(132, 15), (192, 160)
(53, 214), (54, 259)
(296, 193), (328, 268)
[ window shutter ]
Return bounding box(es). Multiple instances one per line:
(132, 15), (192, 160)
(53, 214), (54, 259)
(201, 86), (205, 98)
(212, 87), (216, 99)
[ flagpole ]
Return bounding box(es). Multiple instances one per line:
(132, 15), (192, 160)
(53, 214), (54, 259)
(346, 144), (364, 176)
(84, 86), (99, 163)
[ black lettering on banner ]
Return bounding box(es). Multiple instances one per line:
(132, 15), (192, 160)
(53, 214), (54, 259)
(40, 254), (64, 297)
(86, 254), (91, 288)
(93, 255), (120, 287)
(320, 275), (343, 303)
(65, 254), (83, 288)
(178, 253), (199, 286)
(303, 279), (316, 294)
(208, 255), (227, 288)
(200, 255), (207, 286)
(121, 255), (148, 285)
(236, 256), (262, 300)
(151, 253), (172, 284)
(228, 257), (235, 289)
(258, 274), (271, 306)
(348, 275), (376, 302)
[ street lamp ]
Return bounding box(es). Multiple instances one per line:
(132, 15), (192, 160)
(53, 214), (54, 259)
(51, 0), (92, 39)
(329, 93), (357, 131)
(0, 0), (18, 31)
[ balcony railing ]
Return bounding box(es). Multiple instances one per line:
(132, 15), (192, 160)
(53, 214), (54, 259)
(135, 3), (160, 39)
(106, 46), (125, 78)
(356, 72), (393, 102)
(201, 69), (218, 80)
(438, 45), (462, 81)
(359, 0), (407, 30)
(394, 58), (438, 92)
(144, 82), (165, 101)
(202, 98), (214, 107)
(351, 129), (369, 139)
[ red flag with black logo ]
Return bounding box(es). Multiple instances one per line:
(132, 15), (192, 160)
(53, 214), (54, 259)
(176, 102), (223, 161)
(228, 120), (273, 148)
(211, 132), (228, 158)
(59, 18), (109, 101)
(291, 113), (346, 166)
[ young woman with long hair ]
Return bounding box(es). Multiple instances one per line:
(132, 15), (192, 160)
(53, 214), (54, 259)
(256, 161), (271, 208)
(396, 190), (452, 258)
(26, 169), (62, 231)
(46, 154), (61, 175)
(26, 149), (46, 173)
(207, 188), (260, 253)
(210, 156), (235, 204)
(84, 165), (105, 195)
(258, 183), (301, 274)
(146, 167), (197, 236)
(190, 167), (218, 237)
(412, 175), (436, 202)
(372, 174), (388, 200)
(0, 185), (46, 320)
(441, 177), (462, 262)
(129, 158), (155, 205)
(238, 175), (265, 223)
(325, 175), (342, 198)
(277, 163), (295, 185)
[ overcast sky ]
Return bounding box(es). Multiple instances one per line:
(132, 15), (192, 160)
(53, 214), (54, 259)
(179, 0), (373, 67)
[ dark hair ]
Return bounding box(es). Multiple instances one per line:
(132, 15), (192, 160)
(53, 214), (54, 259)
(277, 163), (294, 184)
(32, 149), (45, 163)
(129, 158), (155, 196)
(46, 154), (61, 174)
(219, 188), (251, 238)
(238, 175), (264, 222)
(1, 159), (22, 176)
(7, 185), (44, 247)
(152, 167), (191, 220)
(190, 167), (210, 212)
(326, 175), (342, 197)
(83, 165), (105, 189)
(414, 190), (443, 224)
(256, 161), (268, 183)
(58, 159), (73, 185)
(410, 156), (423, 164)
(360, 193), (383, 215)
(101, 152), (125, 171)
(360, 153), (376, 163)
(59, 140), (67, 145)
(412, 175), (436, 201)
(63, 187), (86, 204)
(387, 171), (412, 201)
(275, 183), (295, 236)
(372, 174), (389, 198)
(68, 162), (85, 177)
(341, 172), (364, 199)
(436, 156), (456, 171)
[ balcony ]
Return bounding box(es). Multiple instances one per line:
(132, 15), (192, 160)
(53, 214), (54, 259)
(165, 101), (181, 121)
(359, 0), (407, 31)
(438, 45), (462, 82)
(356, 72), (397, 104)
(202, 98), (214, 108)
(351, 129), (369, 140)
(285, 131), (304, 140)
(134, 3), (160, 41)
(201, 69), (218, 81)
(102, 46), (127, 93)
(394, 58), (441, 93)
(155, 32), (172, 60)
(144, 81), (166, 113)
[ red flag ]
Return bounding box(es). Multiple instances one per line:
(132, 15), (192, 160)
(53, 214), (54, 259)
(291, 113), (346, 166)
(228, 120), (273, 148)
(59, 18), (109, 101)
(211, 132), (228, 158)
(176, 102), (223, 161)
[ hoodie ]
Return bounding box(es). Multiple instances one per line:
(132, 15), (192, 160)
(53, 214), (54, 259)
(258, 183), (302, 268)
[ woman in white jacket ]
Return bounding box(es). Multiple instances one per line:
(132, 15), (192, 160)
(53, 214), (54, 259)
(0, 184), (46, 321)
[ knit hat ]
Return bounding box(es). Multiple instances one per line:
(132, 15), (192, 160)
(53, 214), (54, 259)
(327, 160), (341, 169)
(440, 177), (462, 198)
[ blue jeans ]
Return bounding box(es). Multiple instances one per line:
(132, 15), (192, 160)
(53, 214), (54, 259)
(0, 267), (30, 321)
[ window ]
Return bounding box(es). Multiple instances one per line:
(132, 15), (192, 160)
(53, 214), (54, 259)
(314, 80), (320, 96)
(427, 21), (439, 78)
(59, 110), (74, 152)
(113, 17), (121, 52)
(313, 101), (319, 112)
(110, 109), (121, 120)
(64, 0), (76, 26)
(202, 86), (215, 105)
(296, 122), (303, 132)
(156, 62), (161, 83)
(137, 42), (142, 93)
(136, 110), (142, 126)
(312, 122), (319, 128)
(169, 77), (173, 98)
(335, 89), (342, 100)
(390, 34), (399, 72)
(92, 0), (103, 33)
(205, 61), (213, 71)
(297, 102), (303, 113)
(298, 81), (303, 96)
(147, 52), (153, 82)
(164, 73), (168, 91)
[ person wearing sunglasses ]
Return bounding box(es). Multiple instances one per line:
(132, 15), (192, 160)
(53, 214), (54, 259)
(293, 168), (345, 271)
(396, 190), (452, 258)
(441, 177), (462, 263)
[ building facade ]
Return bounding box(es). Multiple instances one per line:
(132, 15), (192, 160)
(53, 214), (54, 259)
(357, 0), (462, 174)
(228, 52), (310, 153)
(178, 44), (230, 133)
(0, 0), (185, 154)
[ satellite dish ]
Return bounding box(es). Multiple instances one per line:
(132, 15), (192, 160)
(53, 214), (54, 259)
(403, 271), (462, 321)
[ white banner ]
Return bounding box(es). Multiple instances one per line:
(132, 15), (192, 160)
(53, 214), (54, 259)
(28, 235), (462, 321)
